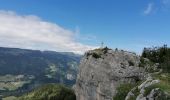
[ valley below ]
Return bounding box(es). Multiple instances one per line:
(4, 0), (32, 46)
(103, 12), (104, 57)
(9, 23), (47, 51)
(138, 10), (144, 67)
(0, 47), (81, 99)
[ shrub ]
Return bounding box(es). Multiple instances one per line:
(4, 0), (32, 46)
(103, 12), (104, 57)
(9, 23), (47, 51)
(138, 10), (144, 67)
(92, 52), (101, 59)
(128, 61), (134, 66)
(113, 84), (134, 100)
(102, 47), (110, 54)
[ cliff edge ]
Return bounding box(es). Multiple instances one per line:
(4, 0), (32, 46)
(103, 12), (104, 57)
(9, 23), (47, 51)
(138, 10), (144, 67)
(75, 48), (146, 100)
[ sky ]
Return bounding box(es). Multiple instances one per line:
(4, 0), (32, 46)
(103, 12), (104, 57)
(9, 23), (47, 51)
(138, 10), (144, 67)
(0, 0), (170, 54)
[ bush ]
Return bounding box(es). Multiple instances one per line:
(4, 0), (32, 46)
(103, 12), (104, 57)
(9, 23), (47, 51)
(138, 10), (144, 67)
(128, 61), (134, 66)
(102, 47), (110, 54)
(92, 53), (101, 59)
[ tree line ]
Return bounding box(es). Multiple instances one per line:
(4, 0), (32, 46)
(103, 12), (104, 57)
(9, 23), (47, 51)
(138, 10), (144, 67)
(141, 44), (170, 73)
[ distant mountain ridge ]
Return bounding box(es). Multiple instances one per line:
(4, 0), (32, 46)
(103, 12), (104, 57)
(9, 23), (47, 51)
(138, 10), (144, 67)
(0, 47), (81, 98)
(0, 46), (80, 75)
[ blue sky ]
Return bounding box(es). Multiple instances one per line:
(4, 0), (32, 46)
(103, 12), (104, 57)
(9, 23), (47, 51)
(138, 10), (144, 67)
(0, 0), (170, 54)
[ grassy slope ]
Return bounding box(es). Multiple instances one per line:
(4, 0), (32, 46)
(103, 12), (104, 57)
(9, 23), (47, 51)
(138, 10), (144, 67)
(151, 73), (170, 94)
(18, 84), (76, 100)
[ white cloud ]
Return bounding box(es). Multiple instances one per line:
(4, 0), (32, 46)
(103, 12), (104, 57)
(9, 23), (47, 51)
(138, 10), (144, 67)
(0, 10), (97, 54)
(144, 3), (154, 15)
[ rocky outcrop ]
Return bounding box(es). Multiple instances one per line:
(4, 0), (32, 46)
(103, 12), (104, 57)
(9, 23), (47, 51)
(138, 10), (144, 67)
(74, 48), (146, 100)
(146, 88), (170, 100)
(125, 76), (170, 100)
(125, 76), (160, 100)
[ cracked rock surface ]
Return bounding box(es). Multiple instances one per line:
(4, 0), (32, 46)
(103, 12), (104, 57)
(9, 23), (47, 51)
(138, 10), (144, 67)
(74, 48), (146, 100)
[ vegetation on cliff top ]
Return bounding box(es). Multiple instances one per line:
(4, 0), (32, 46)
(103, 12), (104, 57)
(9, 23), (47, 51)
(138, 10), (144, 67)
(86, 47), (110, 59)
(141, 45), (170, 73)
(140, 45), (170, 95)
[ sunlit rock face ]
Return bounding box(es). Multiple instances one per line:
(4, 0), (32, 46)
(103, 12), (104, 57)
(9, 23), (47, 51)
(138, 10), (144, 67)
(75, 48), (146, 100)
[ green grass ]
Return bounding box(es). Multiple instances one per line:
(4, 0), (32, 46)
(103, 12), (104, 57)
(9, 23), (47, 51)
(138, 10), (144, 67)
(142, 73), (170, 98)
(144, 83), (158, 96)
(18, 84), (76, 100)
(113, 80), (143, 100)
(144, 83), (170, 100)
(152, 73), (170, 94)
(113, 83), (134, 100)
(132, 87), (140, 99)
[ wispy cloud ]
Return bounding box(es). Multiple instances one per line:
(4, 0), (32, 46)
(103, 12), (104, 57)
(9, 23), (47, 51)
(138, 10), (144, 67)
(162, 0), (170, 10)
(162, 0), (170, 5)
(143, 0), (170, 15)
(144, 3), (154, 15)
(0, 10), (97, 54)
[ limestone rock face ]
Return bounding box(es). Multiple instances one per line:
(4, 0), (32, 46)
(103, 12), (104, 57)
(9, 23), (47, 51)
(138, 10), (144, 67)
(75, 48), (146, 100)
